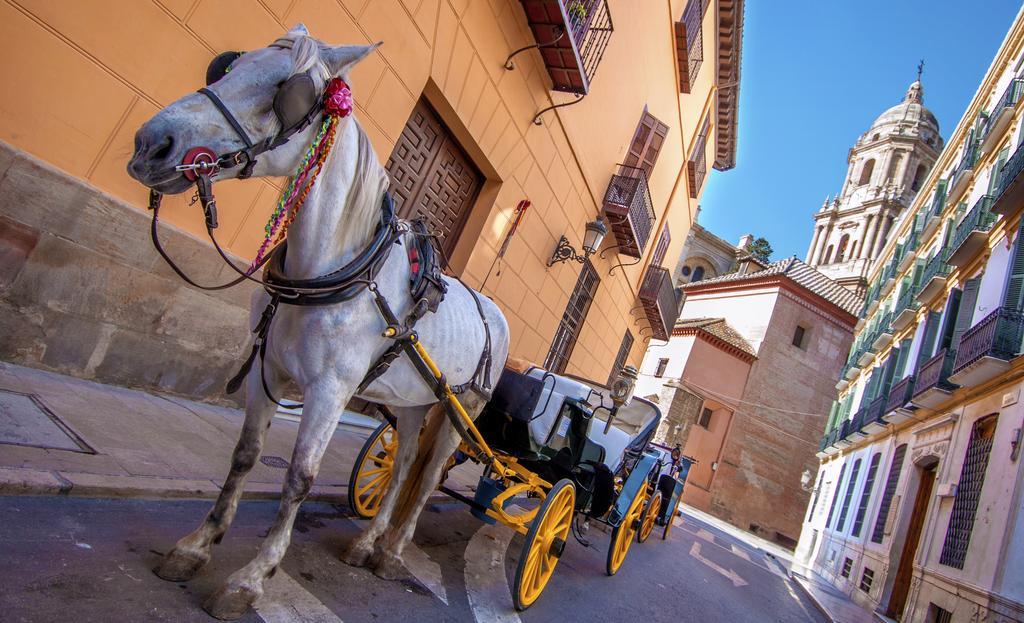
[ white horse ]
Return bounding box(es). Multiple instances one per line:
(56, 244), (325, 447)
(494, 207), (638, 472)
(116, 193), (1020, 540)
(127, 25), (509, 620)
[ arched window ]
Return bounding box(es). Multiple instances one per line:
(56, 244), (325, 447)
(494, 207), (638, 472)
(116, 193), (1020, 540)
(859, 159), (876, 186)
(835, 235), (850, 262)
(911, 164), (927, 191)
(872, 133), (880, 141)
(691, 266), (705, 282)
(823, 245), (834, 264)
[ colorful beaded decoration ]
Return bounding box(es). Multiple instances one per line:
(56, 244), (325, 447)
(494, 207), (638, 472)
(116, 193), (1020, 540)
(250, 78), (354, 269)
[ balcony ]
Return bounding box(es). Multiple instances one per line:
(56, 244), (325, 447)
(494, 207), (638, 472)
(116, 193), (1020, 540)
(912, 348), (959, 409)
(897, 232), (920, 274)
(916, 250), (952, 304)
(993, 142), (1024, 217)
(861, 395), (889, 435)
(949, 307), (1024, 387)
(871, 312), (894, 351)
(947, 143), (978, 206)
(980, 78), (1024, 156)
(673, 0), (702, 94)
(520, 0), (613, 95)
(884, 375), (916, 425)
(603, 164), (655, 258)
(849, 408), (870, 439)
(639, 265), (679, 342)
(879, 260), (897, 297)
(834, 420), (853, 448)
(892, 285), (919, 331)
(947, 195), (996, 268)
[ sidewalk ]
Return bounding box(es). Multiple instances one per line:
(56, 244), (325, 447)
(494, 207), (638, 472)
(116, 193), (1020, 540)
(0, 361), (478, 501)
(789, 562), (881, 623)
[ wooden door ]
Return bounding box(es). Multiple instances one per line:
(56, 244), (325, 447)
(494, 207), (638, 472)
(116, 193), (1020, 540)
(886, 464), (936, 619)
(385, 99), (483, 256)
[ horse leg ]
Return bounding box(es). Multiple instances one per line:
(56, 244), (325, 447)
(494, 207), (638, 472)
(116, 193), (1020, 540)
(203, 385), (346, 620)
(340, 405), (429, 567)
(369, 398), (478, 580)
(155, 365), (279, 582)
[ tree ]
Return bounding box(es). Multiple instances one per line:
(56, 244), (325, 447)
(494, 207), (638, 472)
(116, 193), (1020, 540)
(747, 237), (773, 263)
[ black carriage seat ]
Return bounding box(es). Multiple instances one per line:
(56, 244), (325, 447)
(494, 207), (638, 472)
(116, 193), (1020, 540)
(557, 399), (606, 472)
(475, 368), (546, 456)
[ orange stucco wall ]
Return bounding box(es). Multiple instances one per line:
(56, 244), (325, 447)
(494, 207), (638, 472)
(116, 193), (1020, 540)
(0, 0), (724, 383)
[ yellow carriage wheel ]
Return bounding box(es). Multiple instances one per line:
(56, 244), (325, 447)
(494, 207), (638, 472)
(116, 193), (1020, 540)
(605, 484), (646, 576)
(513, 479), (575, 611)
(637, 489), (662, 543)
(662, 491), (683, 540)
(347, 422), (397, 519)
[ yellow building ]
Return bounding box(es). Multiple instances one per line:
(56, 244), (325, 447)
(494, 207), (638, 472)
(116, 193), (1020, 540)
(799, 9), (1024, 622)
(0, 0), (743, 399)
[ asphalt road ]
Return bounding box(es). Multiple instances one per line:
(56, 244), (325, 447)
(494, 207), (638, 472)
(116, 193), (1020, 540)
(0, 495), (825, 623)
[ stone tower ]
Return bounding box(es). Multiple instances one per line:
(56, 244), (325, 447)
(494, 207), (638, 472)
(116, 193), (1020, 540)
(806, 80), (943, 295)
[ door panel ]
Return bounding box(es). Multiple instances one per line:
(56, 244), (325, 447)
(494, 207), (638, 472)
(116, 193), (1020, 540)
(886, 464), (936, 619)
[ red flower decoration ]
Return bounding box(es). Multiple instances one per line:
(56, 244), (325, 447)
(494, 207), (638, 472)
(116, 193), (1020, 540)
(324, 78), (354, 117)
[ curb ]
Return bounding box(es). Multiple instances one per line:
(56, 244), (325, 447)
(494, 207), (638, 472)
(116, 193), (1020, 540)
(791, 573), (836, 623)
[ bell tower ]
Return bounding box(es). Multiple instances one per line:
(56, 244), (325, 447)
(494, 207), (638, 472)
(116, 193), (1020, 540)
(806, 78), (943, 295)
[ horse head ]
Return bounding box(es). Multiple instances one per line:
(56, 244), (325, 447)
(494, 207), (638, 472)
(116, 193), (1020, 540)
(127, 24), (378, 194)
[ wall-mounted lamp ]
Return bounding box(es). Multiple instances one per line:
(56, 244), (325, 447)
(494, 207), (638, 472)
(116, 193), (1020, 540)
(547, 218), (608, 266)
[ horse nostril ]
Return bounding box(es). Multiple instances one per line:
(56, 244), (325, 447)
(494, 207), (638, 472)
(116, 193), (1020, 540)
(152, 134), (175, 161)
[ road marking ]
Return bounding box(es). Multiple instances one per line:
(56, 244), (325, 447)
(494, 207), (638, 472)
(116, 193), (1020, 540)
(255, 570), (344, 623)
(464, 520), (522, 623)
(695, 528), (717, 543)
(689, 542), (748, 588)
(731, 544), (751, 562)
(402, 541), (448, 605)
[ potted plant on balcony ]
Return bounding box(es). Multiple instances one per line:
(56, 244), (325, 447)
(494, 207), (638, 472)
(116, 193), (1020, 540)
(567, 0), (589, 22)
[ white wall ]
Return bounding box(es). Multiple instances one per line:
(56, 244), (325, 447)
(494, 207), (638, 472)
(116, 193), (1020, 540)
(976, 230), (1011, 318)
(635, 334), (696, 399)
(677, 287), (780, 353)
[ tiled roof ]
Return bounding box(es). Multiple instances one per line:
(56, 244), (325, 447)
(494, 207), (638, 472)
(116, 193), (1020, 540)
(683, 257), (861, 316)
(674, 317), (757, 359)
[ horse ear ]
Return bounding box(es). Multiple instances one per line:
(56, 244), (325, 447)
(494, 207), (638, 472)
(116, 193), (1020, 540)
(287, 23), (310, 37)
(323, 42), (381, 78)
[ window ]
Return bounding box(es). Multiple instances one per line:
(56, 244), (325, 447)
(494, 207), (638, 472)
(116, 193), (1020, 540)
(940, 415), (998, 569)
(698, 407), (713, 429)
(840, 557), (853, 578)
(929, 604), (953, 623)
(859, 159), (876, 186)
(851, 453), (882, 537)
(544, 261), (600, 374)
(872, 445), (908, 543)
(835, 234), (850, 262)
(859, 568), (875, 593)
(835, 458), (862, 532)
(911, 163), (927, 191)
(826, 464), (847, 528)
(678, 0), (704, 92)
(654, 357), (669, 378)
(691, 266), (705, 282)
(681, 266), (692, 277)
(807, 472), (825, 521)
(608, 330), (635, 387)
(792, 325), (808, 349)
(625, 109), (670, 177)
(687, 115), (710, 198)
(823, 244), (834, 264)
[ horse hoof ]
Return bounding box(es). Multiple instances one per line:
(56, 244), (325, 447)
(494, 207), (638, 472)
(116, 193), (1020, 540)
(203, 584), (260, 621)
(370, 551), (405, 580)
(340, 540), (373, 568)
(153, 547), (209, 582)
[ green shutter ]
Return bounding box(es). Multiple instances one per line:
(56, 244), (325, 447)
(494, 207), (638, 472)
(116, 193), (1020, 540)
(880, 352), (899, 395)
(827, 400), (839, 431)
(1004, 221), (1024, 310)
(989, 147), (1010, 195)
(915, 311), (942, 371)
(951, 279), (980, 348)
(938, 288), (963, 351)
(895, 338), (913, 377)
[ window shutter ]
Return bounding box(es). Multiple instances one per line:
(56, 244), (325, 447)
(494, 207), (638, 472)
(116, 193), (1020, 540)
(895, 338), (913, 377)
(625, 110), (670, 177)
(826, 400), (839, 431)
(988, 147), (1010, 194)
(938, 288), (963, 351)
(951, 279), (980, 348)
(940, 219), (954, 250)
(861, 370), (877, 403)
(1003, 221), (1024, 310)
(915, 311), (942, 371)
(651, 223), (671, 266)
(880, 352), (899, 395)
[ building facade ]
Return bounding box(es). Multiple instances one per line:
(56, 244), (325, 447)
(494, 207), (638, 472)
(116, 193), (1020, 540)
(798, 11), (1024, 622)
(0, 0), (743, 400)
(808, 81), (943, 295)
(673, 218), (750, 285)
(637, 257), (858, 545)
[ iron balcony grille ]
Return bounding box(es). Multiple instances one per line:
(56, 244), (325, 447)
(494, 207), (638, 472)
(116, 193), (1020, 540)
(983, 78), (1024, 138)
(917, 250), (952, 296)
(951, 307), (1024, 375)
(950, 195), (996, 254)
(849, 408), (867, 438)
(994, 141), (1024, 216)
(951, 140), (979, 186)
(602, 164), (655, 258)
(895, 282), (917, 316)
(865, 395), (887, 428)
(913, 348), (958, 398)
(520, 0), (613, 96)
(674, 0), (703, 94)
(638, 265), (679, 342)
(544, 260), (600, 373)
(939, 417), (997, 569)
(885, 375), (915, 413)
(871, 444), (908, 543)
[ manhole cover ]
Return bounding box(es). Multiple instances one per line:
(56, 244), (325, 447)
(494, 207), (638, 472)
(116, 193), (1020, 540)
(261, 456), (289, 469)
(0, 390), (93, 453)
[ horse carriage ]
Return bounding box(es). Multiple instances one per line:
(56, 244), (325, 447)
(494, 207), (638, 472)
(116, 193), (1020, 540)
(349, 364), (690, 610)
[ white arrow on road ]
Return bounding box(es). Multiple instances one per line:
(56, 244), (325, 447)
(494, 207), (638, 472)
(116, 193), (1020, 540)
(690, 542), (748, 588)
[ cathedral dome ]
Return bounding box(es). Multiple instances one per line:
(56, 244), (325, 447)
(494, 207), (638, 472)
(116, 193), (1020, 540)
(862, 81), (942, 148)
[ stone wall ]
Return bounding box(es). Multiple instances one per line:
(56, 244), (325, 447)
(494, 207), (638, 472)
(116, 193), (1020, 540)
(0, 142), (253, 403)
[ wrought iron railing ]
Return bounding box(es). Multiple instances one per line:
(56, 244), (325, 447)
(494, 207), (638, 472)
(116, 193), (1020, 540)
(639, 265), (679, 342)
(865, 395), (887, 428)
(951, 140), (979, 186)
(895, 282), (917, 317)
(952, 307), (1024, 375)
(520, 0), (613, 95)
(950, 194), (995, 253)
(914, 348), (958, 398)
(885, 375), (915, 413)
(917, 249), (952, 296)
(997, 142), (1024, 200)
(603, 164), (655, 258)
(983, 78), (1024, 137)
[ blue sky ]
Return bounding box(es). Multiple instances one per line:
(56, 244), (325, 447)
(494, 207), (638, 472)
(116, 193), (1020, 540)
(698, 0), (1024, 260)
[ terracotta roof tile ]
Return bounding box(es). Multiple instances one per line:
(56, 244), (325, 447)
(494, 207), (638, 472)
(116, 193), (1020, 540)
(674, 317), (756, 358)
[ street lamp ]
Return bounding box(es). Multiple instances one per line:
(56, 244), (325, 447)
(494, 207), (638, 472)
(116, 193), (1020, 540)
(547, 218), (608, 266)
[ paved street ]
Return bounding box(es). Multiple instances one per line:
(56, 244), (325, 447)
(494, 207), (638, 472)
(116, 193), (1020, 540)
(0, 495), (825, 623)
